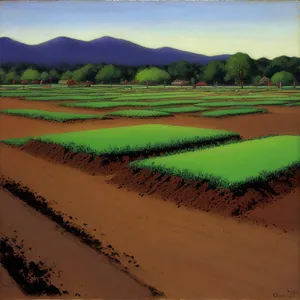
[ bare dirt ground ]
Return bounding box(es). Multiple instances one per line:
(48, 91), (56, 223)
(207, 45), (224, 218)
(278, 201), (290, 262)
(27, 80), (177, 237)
(0, 265), (24, 298)
(0, 188), (152, 299)
(1, 97), (300, 299)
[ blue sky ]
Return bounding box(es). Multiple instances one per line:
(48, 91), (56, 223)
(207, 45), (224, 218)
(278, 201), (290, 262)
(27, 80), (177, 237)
(0, 0), (299, 59)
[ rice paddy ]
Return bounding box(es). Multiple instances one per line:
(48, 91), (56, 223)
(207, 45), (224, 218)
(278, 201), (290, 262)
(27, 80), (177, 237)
(18, 125), (240, 156)
(151, 106), (209, 113)
(113, 93), (201, 101)
(23, 95), (118, 101)
(200, 108), (268, 118)
(105, 109), (172, 118)
(283, 102), (300, 107)
(0, 109), (105, 122)
(61, 100), (203, 109)
(130, 135), (300, 188)
(195, 100), (287, 107)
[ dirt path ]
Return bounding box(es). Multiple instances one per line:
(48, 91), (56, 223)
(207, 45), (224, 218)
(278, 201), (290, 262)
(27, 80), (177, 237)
(0, 188), (152, 299)
(0, 265), (25, 298)
(1, 145), (299, 299)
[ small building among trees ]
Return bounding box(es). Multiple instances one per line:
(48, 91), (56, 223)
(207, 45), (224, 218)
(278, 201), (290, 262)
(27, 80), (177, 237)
(58, 79), (77, 87)
(259, 76), (271, 85)
(171, 79), (189, 86)
(196, 81), (208, 86)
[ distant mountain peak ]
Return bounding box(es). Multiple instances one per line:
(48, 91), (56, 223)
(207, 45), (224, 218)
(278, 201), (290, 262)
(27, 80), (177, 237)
(0, 36), (231, 66)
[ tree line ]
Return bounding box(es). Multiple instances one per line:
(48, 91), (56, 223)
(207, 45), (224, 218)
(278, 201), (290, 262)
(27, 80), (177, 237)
(0, 53), (299, 86)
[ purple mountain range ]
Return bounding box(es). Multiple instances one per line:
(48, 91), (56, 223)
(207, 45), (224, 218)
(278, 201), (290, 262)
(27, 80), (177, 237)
(0, 36), (230, 66)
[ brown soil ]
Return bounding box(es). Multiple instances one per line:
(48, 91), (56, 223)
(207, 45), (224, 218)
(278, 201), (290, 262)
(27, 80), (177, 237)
(0, 187), (155, 298)
(1, 145), (299, 299)
(0, 265), (25, 298)
(0, 236), (63, 296)
(1, 97), (300, 140)
(110, 167), (300, 231)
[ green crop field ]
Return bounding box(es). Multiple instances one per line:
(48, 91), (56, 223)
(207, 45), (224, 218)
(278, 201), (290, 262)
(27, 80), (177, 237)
(23, 95), (118, 101)
(114, 93), (201, 101)
(201, 94), (297, 100)
(200, 108), (268, 118)
(152, 106), (209, 113)
(1, 136), (33, 146)
(61, 100), (203, 109)
(105, 109), (172, 118)
(1, 125), (240, 156)
(0, 109), (104, 122)
(130, 135), (300, 188)
(114, 92), (200, 98)
(195, 100), (287, 107)
(283, 102), (300, 106)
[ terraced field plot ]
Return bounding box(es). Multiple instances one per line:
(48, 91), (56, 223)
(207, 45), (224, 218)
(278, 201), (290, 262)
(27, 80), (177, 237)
(195, 100), (288, 107)
(129, 135), (300, 188)
(202, 94), (300, 100)
(151, 106), (209, 113)
(1, 109), (105, 122)
(200, 108), (267, 118)
(23, 125), (240, 157)
(23, 95), (119, 101)
(105, 109), (172, 118)
(284, 102), (300, 106)
(61, 100), (203, 109)
(114, 93), (201, 101)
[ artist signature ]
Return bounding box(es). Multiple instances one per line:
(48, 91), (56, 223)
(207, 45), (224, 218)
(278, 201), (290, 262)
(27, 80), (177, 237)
(273, 289), (299, 298)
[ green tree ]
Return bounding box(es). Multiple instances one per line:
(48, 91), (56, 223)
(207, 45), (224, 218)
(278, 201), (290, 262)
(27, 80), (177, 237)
(5, 71), (20, 83)
(40, 71), (49, 81)
(255, 57), (270, 74)
(271, 71), (294, 85)
(72, 69), (88, 82)
(191, 77), (196, 88)
(61, 71), (73, 80)
(135, 67), (171, 85)
(81, 64), (98, 81)
(253, 75), (262, 85)
(0, 68), (5, 83)
(202, 60), (226, 84)
(49, 69), (60, 83)
(225, 52), (254, 88)
(167, 61), (191, 80)
(286, 57), (300, 82)
(95, 65), (121, 83)
(264, 56), (289, 78)
(21, 69), (40, 82)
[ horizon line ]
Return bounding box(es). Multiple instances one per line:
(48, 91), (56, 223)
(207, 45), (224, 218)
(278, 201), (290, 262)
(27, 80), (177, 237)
(1, 35), (296, 60)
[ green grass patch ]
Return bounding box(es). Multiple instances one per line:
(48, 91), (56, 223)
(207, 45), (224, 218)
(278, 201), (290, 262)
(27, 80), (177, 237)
(114, 92), (200, 98)
(283, 102), (300, 106)
(61, 100), (203, 109)
(202, 94), (294, 100)
(21, 125), (240, 156)
(151, 106), (209, 113)
(130, 135), (300, 189)
(1, 109), (104, 122)
(23, 95), (118, 101)
(200, 108), (267, 118)
(0, 136), (33, 146)
(195, 100), (287, 107)
(105, 109), (171, 118)
(114, 94), (201, 101)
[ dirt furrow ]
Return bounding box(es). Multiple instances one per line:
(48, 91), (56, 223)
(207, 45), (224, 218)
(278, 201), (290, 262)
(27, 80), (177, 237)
(0, 187), (156, 299)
